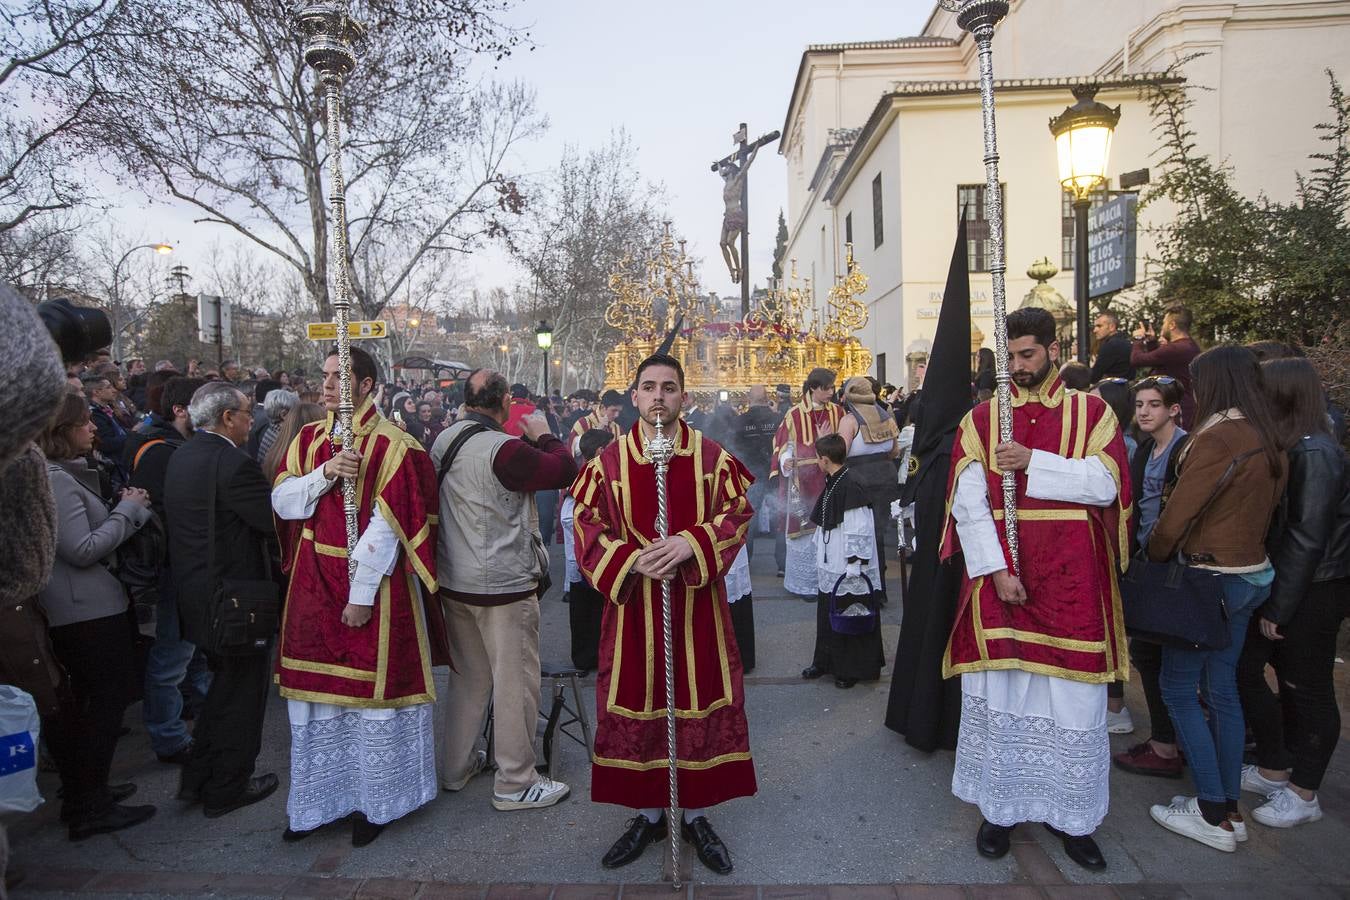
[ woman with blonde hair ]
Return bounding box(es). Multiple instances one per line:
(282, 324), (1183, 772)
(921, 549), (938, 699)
(262, 401), (324, 482)
(835, 375), (901, 595)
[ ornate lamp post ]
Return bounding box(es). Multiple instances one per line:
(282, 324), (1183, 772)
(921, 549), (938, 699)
(1049, 86), (1120, 362)
(937, 0), (1019, 569)
(536, 320), (553, 398)
(109, 242), (173, 362)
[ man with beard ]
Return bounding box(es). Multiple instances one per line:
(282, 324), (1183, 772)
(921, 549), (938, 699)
(942, 308), (1131, 871)
(571, 353), (755, 876)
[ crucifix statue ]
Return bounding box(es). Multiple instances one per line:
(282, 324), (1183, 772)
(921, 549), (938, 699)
(711, 122), (780, 316)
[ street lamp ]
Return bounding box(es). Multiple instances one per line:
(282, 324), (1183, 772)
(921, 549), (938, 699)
(1049, 85), (1120, 362)
(535, 320), (553, 398)
(110, 242), (174, 362)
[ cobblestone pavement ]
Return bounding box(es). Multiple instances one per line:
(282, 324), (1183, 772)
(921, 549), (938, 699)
(9, 537), (1350, 899)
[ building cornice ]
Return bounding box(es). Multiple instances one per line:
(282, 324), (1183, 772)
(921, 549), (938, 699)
(822, 72), (1183, 203)
(779, 37), (961, 152)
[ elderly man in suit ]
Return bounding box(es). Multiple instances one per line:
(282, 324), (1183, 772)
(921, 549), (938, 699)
(163, 382), (280, 818)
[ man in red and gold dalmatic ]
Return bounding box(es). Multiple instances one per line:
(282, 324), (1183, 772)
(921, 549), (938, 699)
(270, 346), (449, 849)
(769, 368), (842, 599)
(940, 308), (1132, 872)
(572, 353), (754, 877)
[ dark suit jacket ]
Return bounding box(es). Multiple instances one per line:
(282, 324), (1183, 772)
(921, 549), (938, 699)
(163, 431), (278, 648)
(1090, 332), (1135, 383)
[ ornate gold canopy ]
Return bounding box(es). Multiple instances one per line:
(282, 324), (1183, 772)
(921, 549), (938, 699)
(603, 237), (873, 398)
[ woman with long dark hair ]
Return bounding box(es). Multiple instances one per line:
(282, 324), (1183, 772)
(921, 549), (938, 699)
(1236, 358), (1349, 829)
(1146, 345), (1287, 852)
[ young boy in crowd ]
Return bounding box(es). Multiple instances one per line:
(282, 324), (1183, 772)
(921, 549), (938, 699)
(561, 428), (615, 672)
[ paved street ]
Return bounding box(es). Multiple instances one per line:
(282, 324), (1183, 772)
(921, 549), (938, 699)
(9, 536), (1350, 899)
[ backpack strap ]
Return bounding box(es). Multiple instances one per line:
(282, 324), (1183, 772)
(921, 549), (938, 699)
(133, 438), (167, 472)
(436, 423), (491, 486)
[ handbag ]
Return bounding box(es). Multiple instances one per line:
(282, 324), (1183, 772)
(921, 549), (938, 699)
(205, 452), (279, 656)
(1120, 448), (1261, 651)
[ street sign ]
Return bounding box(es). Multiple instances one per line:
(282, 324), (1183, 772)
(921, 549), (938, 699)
(197, 294), (231, 345)
(1087, 194), (1137, 298)
(305, 320), (389, 341)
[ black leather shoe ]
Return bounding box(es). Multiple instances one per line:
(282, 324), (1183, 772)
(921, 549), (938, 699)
(801, 665), (826, 680)
(59, 784), (137, 822)
(681, 815), (733, 875)
(834, 677), (858, 689)
(1044, 824), (1106, 871)
(157, 740), (195, 765)
(351, 814), (385, 847)
(601, 814), (667, 869)
(203, 773), (279, 819)
(976, 820), (1012, 859)
(282, 826), (319, 843)
(68, 803), (157, 841)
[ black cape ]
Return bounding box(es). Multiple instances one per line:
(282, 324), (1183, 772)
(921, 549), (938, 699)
(884, 216), (974, 752)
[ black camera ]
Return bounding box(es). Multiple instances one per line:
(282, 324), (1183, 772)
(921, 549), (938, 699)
(37, 298), (112, 363)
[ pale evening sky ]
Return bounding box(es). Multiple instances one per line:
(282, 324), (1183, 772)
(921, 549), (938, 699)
(99, 1), (934, 312)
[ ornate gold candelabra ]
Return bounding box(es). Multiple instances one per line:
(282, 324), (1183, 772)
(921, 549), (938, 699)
(603, 234), (872, 398)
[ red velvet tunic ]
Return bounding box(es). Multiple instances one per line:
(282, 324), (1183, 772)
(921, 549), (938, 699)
(273, 399), (449, 707)
(572, 420), (756, 809)
(940, 375), (1134, 684)
(769, 401), (843, 537)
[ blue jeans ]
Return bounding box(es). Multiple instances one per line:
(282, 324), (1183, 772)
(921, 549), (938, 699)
(142, 570), (211, 756)
(1159, 574), (1270, 804)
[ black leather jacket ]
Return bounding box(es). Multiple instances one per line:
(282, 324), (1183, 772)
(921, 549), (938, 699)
(1264, 432), (1350, 624)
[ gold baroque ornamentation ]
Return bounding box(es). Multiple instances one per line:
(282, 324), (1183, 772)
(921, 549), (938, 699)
(604, 238), (873, 398)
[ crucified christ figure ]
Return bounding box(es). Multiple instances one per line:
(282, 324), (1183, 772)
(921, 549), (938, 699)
(718, 144), (758, 284)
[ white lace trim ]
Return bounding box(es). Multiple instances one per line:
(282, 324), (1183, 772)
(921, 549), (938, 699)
(286, 702), (438, 830)
(952, 692), (1110, 836)
(783, 533), (817, 595)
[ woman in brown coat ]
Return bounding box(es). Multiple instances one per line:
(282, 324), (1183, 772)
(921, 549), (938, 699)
(1145, 345), (1287, 853)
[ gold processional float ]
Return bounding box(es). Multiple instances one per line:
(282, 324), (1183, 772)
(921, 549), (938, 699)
(603, 224), (873, 398)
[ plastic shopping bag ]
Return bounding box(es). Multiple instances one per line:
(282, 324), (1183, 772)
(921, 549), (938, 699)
(0, 684), (42, 813)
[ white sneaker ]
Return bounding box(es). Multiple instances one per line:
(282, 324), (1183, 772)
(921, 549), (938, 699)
(1240, 764), (1289, 798)
(1169, 796), (1247, 842)
(491, 775), (570, 811)
(1252, 786), (1323, 828)
(1150, 796), (1237, 852)
(442, 749), (489, 792)
(1106, 706), (1135, 735)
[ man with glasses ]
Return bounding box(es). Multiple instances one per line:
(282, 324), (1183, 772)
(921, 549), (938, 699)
(163, 382), (280, 818)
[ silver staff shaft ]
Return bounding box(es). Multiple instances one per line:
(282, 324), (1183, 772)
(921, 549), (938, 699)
(295, 2), (366, 578)
(952, 0), (1019, 570)
(649, 414), (680, 889)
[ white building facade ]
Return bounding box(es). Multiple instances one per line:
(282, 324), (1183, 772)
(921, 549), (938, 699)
(779, 0), (1350, 387)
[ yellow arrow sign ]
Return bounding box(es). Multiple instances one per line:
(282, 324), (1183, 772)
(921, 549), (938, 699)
(306, 320), (389, 341)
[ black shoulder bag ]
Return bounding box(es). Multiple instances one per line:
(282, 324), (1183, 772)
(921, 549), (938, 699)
(206, 453), (280, 656)
(1120, 448), (1261, 651)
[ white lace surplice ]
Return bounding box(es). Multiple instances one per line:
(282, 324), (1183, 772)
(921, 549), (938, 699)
(948, 449), (1118, 836)
(724, 543), (751, 604)
(783, 533), (817, 595)
(286, 700), (438, 830)
(953, 671), (1108, 836)
(813, 506), (880, 596)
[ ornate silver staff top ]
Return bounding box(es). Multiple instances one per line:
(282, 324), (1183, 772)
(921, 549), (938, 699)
(294, 2), (367, 580)
(644, 413), (680, 889)
(941, 0), (1019, 570)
